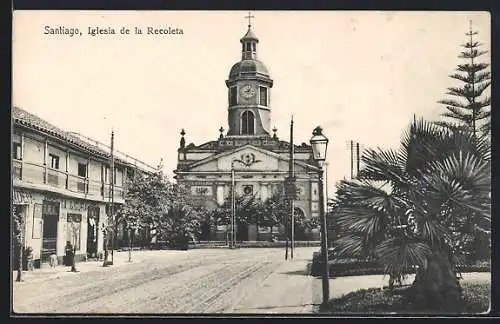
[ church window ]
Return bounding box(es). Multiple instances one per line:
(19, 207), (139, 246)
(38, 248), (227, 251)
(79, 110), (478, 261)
(241, 111), (255, 135)
(252, 43), (256, 51)
(243, 185), (253, 195)
(246, 42), (252, 51)
(230, 87), (237, 106)
(259, 87), (268, 106)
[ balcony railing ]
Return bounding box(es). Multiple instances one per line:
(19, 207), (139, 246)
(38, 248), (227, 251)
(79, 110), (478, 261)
(102, 183), (125, 199)
(21, 162), (45, 184)
(47, 169), (66, 189)
(13, 162), (126, 200)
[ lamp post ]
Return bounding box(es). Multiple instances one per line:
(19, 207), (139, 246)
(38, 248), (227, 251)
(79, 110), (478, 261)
(310, 126), (330, 309)
(231, 160), (236, 249)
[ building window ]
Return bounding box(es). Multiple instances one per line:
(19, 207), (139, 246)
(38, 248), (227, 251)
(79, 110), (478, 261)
(78, 163), (87, 178)
(67, 213), (82, 251)
(230, 87), (237, 106)
(259, 87), (268, 106)
(103, 166), (110, 183)
(241, 111), (255, 135)
(252, 43), (256, 51)
(13, 142), (22, 160)
(246, 42), (252, 51)
(243, 185), (253, 195)
(49, 154), (60, 169)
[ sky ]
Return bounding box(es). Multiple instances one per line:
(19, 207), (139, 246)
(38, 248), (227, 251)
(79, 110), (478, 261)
(12, 10), (491, 196)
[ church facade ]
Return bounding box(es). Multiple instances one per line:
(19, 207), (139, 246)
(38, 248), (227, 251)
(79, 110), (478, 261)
(174, 23), (322, 241)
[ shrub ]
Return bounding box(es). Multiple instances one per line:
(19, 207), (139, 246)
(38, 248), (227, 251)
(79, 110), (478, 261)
(462, 281), (491, 314)
(324, 281), (491, 314)
(310, 252), (491, 277)
(236, 241), (320, 248)
(327, 288), (408, 313)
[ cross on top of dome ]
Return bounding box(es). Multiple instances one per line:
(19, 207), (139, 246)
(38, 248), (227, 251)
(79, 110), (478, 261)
(245, 11), (254, 28)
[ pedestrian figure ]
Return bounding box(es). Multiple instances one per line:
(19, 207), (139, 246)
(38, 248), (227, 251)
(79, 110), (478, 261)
(25, 246), (34, 271)
(64, 241), (73, 267)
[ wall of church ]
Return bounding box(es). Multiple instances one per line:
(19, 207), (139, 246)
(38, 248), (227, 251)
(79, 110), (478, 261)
(184, 152), (215, 161)
(279, 152), (311, 161)
(178, 176), (316, 220)
(189, 160), (219, 172)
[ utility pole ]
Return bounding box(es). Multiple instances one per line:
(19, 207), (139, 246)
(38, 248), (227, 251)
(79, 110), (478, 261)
(102, 129), (115, 267)
(110, 129), (115, 265)
(350, 140), (354, 179)
(289, 115), (295, 260)
(356, 142), (360, 178)
(231, 160), (236, 249)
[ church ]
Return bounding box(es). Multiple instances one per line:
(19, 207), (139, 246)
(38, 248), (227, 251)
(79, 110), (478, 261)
(174, 19), (323, 241)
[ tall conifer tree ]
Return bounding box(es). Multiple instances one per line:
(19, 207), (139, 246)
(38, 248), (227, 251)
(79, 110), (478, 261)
(437, 21), (491, 138)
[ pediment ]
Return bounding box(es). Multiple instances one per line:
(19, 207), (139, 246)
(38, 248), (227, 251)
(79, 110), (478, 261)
(186, 144), (318, 173)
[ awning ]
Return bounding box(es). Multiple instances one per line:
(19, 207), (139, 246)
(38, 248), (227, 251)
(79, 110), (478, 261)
(13, 190), (32, 205)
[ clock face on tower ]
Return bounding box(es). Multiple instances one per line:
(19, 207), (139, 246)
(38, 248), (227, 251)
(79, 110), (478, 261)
(240, 84), (256, 99)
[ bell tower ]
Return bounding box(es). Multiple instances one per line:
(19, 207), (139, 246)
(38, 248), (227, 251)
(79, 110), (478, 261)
(225, 13), (274, 137)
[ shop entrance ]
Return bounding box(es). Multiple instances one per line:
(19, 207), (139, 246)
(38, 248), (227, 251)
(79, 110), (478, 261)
(87, 206), (99, 258)
(41, 201), (59, 263)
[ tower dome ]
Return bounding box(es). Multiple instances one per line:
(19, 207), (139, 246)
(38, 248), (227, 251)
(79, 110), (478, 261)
(229, 59), (270, 79)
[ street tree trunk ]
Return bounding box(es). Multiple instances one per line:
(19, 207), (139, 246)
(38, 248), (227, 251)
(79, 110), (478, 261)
(71, 245), (77, 272)
(128, 228), (133, 262)
(13, 207), (24, 282)
(411, 250), (463, 312)
(16, 243), (23, 282)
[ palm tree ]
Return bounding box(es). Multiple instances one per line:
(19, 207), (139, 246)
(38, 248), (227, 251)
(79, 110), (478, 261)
(332, 118), (490, 312)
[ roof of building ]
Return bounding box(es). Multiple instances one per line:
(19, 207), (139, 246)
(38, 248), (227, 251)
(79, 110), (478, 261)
(229, 59), (270, 79)
(240, 27), (259, 42)
(12, 106), (155, 171)
(180, 137), (312, 153)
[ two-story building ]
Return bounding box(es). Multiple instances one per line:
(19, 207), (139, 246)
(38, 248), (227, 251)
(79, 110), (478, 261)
(12, 106), (156, 267)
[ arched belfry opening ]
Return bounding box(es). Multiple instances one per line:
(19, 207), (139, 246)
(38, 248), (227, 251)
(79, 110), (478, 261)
(241, 111), (255, 135)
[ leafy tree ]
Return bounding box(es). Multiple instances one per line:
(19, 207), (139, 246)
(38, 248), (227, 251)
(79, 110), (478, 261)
(12, 206), (24, 281)
(294, 211), (319, 240)
(332, 118), (490, 312)
(116, 161), (173, 253)
(162, 184), (208, 248)
(262, 185), (288, 229)
(437, 21), (491, 138)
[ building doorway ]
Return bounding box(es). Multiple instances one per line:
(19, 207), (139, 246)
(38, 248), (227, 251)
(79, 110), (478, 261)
(87, 206), (99, 259)
(293, 207), (306, 240)
(41, 201), (59, 263)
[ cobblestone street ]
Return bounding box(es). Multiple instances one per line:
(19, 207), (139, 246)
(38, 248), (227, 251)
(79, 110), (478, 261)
(13, 247), (323, 314)
(12, 247), (491, 314)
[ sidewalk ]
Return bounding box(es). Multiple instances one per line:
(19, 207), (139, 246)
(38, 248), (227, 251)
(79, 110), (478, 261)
(229, 253), (491, 314)
(230, 250), (324, 313)
(12, 251), (143, 284)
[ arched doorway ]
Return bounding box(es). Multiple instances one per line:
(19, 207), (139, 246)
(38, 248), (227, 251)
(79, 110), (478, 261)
(293, 207), (307, 241)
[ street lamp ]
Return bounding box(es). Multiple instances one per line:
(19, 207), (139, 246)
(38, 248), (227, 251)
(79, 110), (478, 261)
(310, 126), (330, 309)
